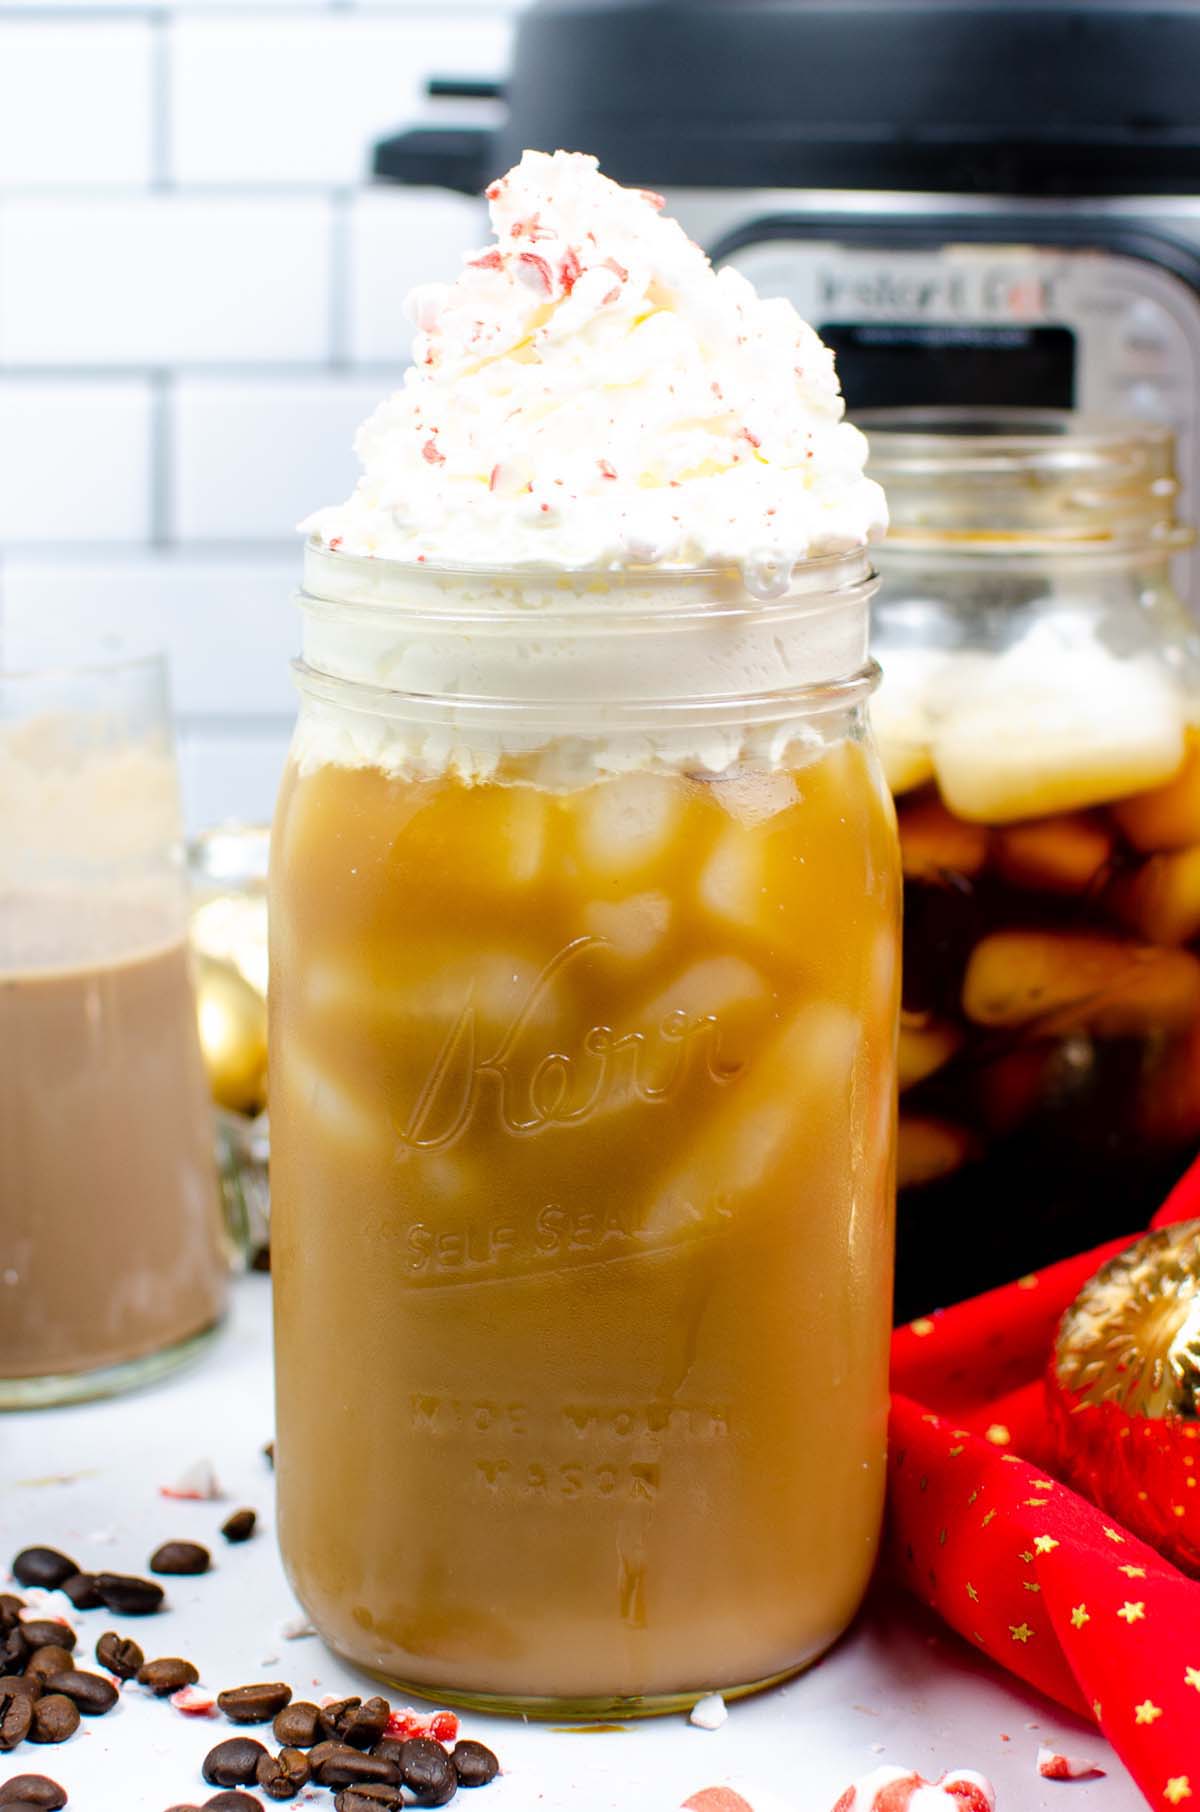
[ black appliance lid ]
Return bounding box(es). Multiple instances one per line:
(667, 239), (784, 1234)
(375, 0), (1200, 199)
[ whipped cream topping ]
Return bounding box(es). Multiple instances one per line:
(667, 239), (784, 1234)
(302, 150), (885, 586)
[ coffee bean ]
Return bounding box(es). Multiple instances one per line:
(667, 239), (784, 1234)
(0, 1777), (66, 1808)
(270, 1701), (319, 1748)
(316, 1696), (360, 1742)
(95, 1631), (143, 1680)
(11, 1553), (77, 1593)
(137, 1657), (198, 1696)
(24, 1649), (75, 1684)
(254, 1747), (309, 1800)
(334, 1789), (403, 1812)
(217, 1683), (291, 1725)
(94, 1573), (163, 1617)
(311, 1746), (401, 1789)
(19, 1625), (74, 1657)
(202, 1736), (269, 1786)
(0, 1675), (41, 1702)
(28, 1694), (78, 1745)
(0, 1596), (25, 1631)
(0, 1628), (29, 1673)
(341, 1697), (389, 1751)
(0, 1690), (33, 1750)
(204, 1798), (264, 1812)
(58, 1574), (101, 1613)
(42, 1670), (118, 1715)
(148, 1542), (210, 1578)
(398, 1736), (457, 1805)
(220, 1511), (256, 1545)
(451, 1740), (499, 1788)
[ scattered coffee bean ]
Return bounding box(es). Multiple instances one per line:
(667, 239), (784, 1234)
(58, 1574), (101, 1613)
(0, 1675), (41, 1702)
(0, 1777), (67, 1808)
(24, 1649), (75, 1684)
(28, 1694), (78, 1745)
(217, 1683), (291, 1725)
(271, 1701), (319, 1748)
(19, 1625), (74, 1657)
(311, 1745), (401, 1789)
(95, 1631), (144, 1680)
(220, 1511), (256, 1546)
(0, 1628), (29, 1673)
(0, 1596), (25, 1630)
(149, 1542), (210, 1578)
(316, 1696), (360, 1742)
(398, 1735), (457, 1806)
(254, 1746), (309, 1800)
(137, 1657), (198, 1696)
(94, 1573), (163, 1617)
(341, 1697), (389, 1750)
(202, 1737), (269, 1787)
(0, 1691), (33, 1750)
(451, 1740), (499, 1788)
(11, 1552), (77, 1593)
(204, 1798), (264, 1812)
(42, 1670), (118, 1715)
(334, 1789), (403, 1812)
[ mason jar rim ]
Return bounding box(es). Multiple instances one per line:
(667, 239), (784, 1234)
(299, 538), (877, 625)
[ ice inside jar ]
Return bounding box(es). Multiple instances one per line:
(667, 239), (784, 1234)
(269, 151), (898, 1713)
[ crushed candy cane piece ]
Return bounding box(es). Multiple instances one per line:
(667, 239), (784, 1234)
(1037, 1747), (1106, 1782)
(689, 1693), (729, 1731)
(170, 1685), (217, 1716)
(683, 1786), (795, 1812)
(831, 1768), (996, 1812)
(382, 1706), (459, 1746)
(280, 1615), (317, 1640)
(161, 1458), (221, 1500)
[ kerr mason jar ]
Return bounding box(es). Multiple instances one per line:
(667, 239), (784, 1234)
(862, 410), (1200, 1320)
(269, 544), (900, 1716)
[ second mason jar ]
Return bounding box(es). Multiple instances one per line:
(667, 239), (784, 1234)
(269, 544), (899, 1716)
(863, 409), (1200, 1319)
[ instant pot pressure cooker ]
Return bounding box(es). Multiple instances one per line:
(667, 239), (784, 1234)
(376, 0), (1200, 595)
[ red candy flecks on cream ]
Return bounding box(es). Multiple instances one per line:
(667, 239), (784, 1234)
(830, 1767), (996, 1812)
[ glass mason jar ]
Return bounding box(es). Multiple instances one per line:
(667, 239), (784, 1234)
(862, 409), (1200, 1320)
(269, 544), (900, 1717)
(0, 656), (228, 1407)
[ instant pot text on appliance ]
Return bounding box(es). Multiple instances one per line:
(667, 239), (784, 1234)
(376, 0), (1200, 595)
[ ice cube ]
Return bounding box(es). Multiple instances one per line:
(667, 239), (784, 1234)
(583, 891), (672, 961)
(1113, 731), (1200, 852)
(574, 773), (683, 881)
(897, 1115), (974, 1190)
(962, 930), (1200, 1036)
(702, 768), (799, 828)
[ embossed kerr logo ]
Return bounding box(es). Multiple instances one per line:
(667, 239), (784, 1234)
(396, 936), (745, 1153)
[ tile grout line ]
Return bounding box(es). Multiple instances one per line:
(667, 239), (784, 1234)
(150, 8), (174, 192)
(328, 187), (353, 370)
(149, 369), (173, 547)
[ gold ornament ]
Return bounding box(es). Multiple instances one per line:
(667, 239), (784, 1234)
(195, 952), (269, 1118)
(1054, 1221), (1200, 1419)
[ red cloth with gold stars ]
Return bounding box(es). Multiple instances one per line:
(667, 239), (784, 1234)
(888, 1156), (1200, 1811)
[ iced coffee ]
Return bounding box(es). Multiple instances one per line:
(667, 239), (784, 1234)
(0, 660), (227, 1403)
(271, 152), (898, 1713)
(865, 410), (1200, 1315)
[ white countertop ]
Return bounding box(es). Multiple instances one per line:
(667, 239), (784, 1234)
(2, 1278), (1139, 1812)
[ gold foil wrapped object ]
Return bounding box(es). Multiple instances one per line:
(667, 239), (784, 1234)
(188, 826), (269, 1117)
(195, 952), (269, 1118)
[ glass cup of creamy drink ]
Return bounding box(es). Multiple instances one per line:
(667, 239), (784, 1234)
(270, 152), (899, 1715)
(0, 656), (228, 1406)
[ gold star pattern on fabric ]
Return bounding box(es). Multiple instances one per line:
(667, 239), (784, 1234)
(1070, 1605), (1090, 1628)
(949, 1445), (965, 1457)
(1024, 1497), (1049, 1507)
(966, 1582), (979, 1602)
(1117, 1601), (1147, 1623)
(1135, 1701), (1163, 1725)
(986, 1424), (1011, 1446)
(911, 1318), (935, 1337)
(1165, 1778), (1192, 1805)
(981, 1509), (997, 1527)
(1034, 1535), (1060, 1554)
(1185, 1667), (1200, 1693)
(1103, 1526), (1126, 1544)
(1023, 1581), (1041, 1593)
(1010, 1622), (1034, 1643)
(1092, 1700), (1103, 1722)
(1020, 1549), (1034, 1564)
(1032, 1480), (1056, 1491)
(1120, 1565), (1148, 1579)
(1017, 1273), (1039, 1290)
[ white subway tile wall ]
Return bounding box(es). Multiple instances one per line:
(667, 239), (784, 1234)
(0, 3), (516, 829)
